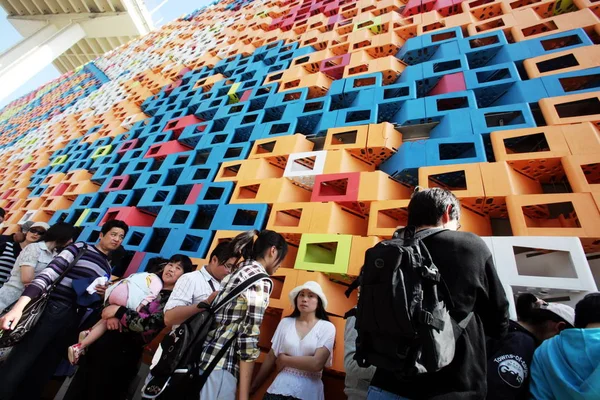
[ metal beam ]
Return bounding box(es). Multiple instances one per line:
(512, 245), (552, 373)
(4, 0), (22, 15)
(0, 22), (55, 67)
(30, 0), (45, 14)
(55, 0), (69, 13)
(0, 22), (86, 103)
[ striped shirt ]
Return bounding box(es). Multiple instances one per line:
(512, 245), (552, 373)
(199, 260), (272, 378)
(0, 240), (19, 287)
(23, 242), (111, 303)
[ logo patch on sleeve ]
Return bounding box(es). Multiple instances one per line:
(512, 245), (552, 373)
(494, 354), (528, 388)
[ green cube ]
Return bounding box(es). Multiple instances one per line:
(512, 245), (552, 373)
(295, 234), (352, 274)
(50, 155), (69, 166)
(91, 145), (113, 160)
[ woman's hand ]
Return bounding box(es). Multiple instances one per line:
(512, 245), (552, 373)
(0, 297), (31, 330)
(106, 317), (122, 331)
(0, 309), (22, 330)
(102, 305), (121, 320)
(95, 284), (109, 297)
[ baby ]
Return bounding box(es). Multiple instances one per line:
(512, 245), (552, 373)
(68, 271), (162, 365)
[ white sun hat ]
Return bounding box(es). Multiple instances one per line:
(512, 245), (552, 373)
(288, 281), (328, 309)
(30, 222), (50, 231)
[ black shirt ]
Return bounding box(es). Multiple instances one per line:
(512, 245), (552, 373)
(486, 320), (538, 400)
(370, 230), (510, 399)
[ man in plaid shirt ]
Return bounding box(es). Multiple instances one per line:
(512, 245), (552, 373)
(198, 230), (288, 400)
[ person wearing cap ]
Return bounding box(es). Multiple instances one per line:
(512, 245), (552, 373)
(251, 281), (336, 400)
(486, 294), (575, 400)
(0, 221), (36, 246)
(0, 222), (72, 313)
(0, 221), (40, 288)
(530, 293), (600, 400)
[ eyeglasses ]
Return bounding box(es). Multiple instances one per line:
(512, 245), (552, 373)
(221, 263), (235, 271)
(29, 229), (46, 235)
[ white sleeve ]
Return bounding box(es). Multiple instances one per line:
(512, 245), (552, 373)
(15, 244), (39, 267)
(164, 273), (196, 311)
(270, 318), (289, 357)
(316, 321), (336, 367)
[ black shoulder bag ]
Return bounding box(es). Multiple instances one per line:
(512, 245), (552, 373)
(0, 243), (89, 347)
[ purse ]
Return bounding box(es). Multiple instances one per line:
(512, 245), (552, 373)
(0, 243), (89, 348)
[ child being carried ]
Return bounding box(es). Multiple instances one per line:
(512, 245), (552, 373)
(68, 272), (162, 365)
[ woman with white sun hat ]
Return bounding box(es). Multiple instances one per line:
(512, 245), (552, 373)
(251, 281), (336, 400)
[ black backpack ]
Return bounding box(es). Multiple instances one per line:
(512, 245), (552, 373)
(352, 227), (473, 377)
(142, 272), (270, 399)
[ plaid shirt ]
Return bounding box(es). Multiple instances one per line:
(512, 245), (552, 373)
(199, 260), (272, 378)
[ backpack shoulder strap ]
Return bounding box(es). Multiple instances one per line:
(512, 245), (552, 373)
(211, 272), (270, 313)
(413, 228), (448, 241)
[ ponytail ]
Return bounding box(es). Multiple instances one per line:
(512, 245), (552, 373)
(229, 230), (259, 261)
(253, 230), (288, 265)
(228, 229), (289, 266)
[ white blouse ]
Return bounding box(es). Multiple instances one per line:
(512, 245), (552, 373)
(266, 317), (336, 400)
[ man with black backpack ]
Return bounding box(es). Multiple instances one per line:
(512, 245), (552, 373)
(356, 188), (509, 399)
(163, 241), (237, 327)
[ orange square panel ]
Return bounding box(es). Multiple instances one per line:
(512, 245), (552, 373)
(506, 193), (600, 238)
(540, 92), (600, 127)
(418, 163), (485, 211)
(563, 154), (600, 193)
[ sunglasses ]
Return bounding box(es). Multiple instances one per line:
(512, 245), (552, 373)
(29, 229), (46, 235)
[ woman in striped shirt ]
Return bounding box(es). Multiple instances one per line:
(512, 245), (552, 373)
(0, 220), (128, 400)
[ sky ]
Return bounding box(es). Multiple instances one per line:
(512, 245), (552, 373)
(0, 0), (209, 110)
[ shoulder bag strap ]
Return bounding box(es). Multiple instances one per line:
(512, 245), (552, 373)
(211, 272), (270, 313)
(194, 273), (270, 386)
(46, 243), (89, 294)
(196, 333), (237, 387)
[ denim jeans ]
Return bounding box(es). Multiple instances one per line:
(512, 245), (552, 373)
(367, 386), (412, 400)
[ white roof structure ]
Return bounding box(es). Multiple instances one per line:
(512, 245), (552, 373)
(0, 0), (154, 102)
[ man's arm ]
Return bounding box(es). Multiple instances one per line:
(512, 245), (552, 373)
(163, 273), (217, 326)
(479, 254), (510, 338)
(164, 291), (218, 326)
(486, 333), (536, 400)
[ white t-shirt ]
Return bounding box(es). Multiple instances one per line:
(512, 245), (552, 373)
(267, 317), (336, 400)
(164, 267), (220, 311)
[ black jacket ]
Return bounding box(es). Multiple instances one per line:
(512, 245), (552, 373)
(370, 230), (510, 399)
(486, 320), (538, 400)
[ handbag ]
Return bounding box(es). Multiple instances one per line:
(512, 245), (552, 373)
(0, 243), (89, 348)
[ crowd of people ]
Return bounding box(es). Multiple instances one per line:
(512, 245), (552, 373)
(0, 187), (594, 400)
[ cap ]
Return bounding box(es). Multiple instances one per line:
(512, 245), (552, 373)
(20, 221), (35, 233)
(30, 222), (50, 232)
(288, 281), (328, 309)
(541, 302), (575, 327)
